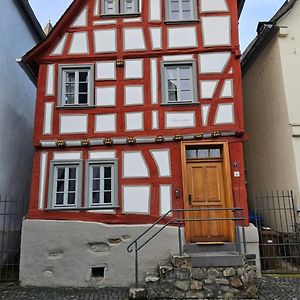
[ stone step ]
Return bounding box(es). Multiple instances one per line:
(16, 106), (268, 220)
(190, 252), (243, 267)
(144, 271), (160, 283)
(184, 242), (237, 253)
(158, 261), (173, 276)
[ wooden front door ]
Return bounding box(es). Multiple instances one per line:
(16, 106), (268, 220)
(182, 143), (234, 243)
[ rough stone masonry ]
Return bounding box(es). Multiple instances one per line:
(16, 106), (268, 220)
(139, 254), (257, 299)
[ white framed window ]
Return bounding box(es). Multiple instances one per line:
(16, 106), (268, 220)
(165, 0), (197, 21)
(48, 161), (82, 209)
(58, 64), (94, 107)
(102, 0), (139, 15)
(85, 160), (118, 208)
(162, 61), (198, 104)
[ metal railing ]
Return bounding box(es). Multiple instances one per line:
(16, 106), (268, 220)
(0, 195), (28, 282)
(127, 207), (246, 288)
(251, 190), (300, 273)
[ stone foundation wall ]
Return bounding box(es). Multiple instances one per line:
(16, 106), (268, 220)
(20, 219), (179, 287)
(145, 255), (257, 299)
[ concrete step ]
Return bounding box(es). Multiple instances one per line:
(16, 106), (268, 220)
(158, 261), (173, 276)
(184, 242), (237, 253)
(190, 252), (243, 267)
(145, 271), (160, 283)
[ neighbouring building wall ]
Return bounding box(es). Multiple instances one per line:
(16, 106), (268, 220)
(243, 35), (299, 212)
(277, 0), (300, 211)
(0, 1), (38, 196)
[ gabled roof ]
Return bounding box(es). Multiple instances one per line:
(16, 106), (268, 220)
(241, 0), (297, 74)
(22, 0), (246, 83)
(14, 0), (45, 42)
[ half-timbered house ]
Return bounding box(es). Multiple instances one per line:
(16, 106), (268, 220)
(19, 0), (259, 287)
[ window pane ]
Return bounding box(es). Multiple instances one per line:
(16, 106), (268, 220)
(68, 193), (76, 205)
(182, 0), (191, 10)
(56, 193), (64, 205)
(79, 83), (88, 93)
(57, 168), (65, 180)
(56, 181), (64, 192)
(168, 91), (178, 102)
(182, 10), (191, 19)
(69, 168), (77, 179)
(79, 93), (88, 104)
(180, 79), (191, 90)
(181, 90), (192, 101)
(65, 94), (75, 105)
(197, 149), (209, 159)
(166, 67), (177, 80)
(186, 150), (197, 159)
(104, 179), (112, 190)
(104, 167), (111, 178)
(93, 179), (100, 191)
(105, 0), (117, 14)
(92, 192), (100, 204)
(93, 167), (100, 178)
(180, 67), (191, 79)
(104, 192), (112, 204)
(66, 83), (75, 93)
(79, 71), (88, 82)
(170, 0), (179, 10)
(124, 0), (135, 13)
(68, 180), (76, 192)
(66, 72), (75, 83)
(210, 149), (221, 158)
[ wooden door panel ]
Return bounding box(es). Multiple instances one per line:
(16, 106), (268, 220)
(190, 166), (205, 204)
(186, 161), (229, 242)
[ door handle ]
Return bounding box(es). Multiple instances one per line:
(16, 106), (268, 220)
(188, 194), (192, 205)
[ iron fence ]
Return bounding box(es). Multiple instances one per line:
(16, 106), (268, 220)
(250, 190), (300, 273)
(0, 195), (28, 282)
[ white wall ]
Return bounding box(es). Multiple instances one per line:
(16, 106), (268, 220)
(243, 35), (300, 216)
(0, 1), (38, 197)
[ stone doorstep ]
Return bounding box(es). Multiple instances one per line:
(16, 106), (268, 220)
(129, 288), (146, 300)
(190, 252), (244, 268)
(184, 242), (237, 254)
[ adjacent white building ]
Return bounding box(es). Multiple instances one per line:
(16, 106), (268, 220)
(242, 0), (300, 211)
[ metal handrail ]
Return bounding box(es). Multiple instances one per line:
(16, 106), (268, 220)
(127, 207), (246, 288)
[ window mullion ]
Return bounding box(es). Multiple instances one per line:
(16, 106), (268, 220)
(75, 71), (79, 104)
(189, 66), (193, 101)
(64, 167), (69, 206)
(177, 67), (182, 101)
(179, 0), (183, 20)
(190, 0), (194, 19)
(100, 166), (104, 204)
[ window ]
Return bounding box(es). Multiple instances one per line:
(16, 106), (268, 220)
(186, 147), (222, 159)
(166, 0), (197, 21)
(49, 162), (82, 209)
(58, 65), (94, 107)
(162, 61), (198, 104)
(102, 0), (139, 15)
(86, 160), (118, 208)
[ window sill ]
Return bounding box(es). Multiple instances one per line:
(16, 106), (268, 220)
(45, 206), (120, 211)
(56, 105), (96, 110)
(164, 19), (199, 25)
(161, 102), (200, 106)
(100, 13), (140, 18)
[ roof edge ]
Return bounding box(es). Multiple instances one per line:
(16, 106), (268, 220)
(14, 0), (45, 42)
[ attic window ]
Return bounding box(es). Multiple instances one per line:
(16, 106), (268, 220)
(102, 0), (139, 16)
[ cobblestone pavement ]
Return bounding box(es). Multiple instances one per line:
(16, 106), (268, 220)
(1, 277), (300, 299)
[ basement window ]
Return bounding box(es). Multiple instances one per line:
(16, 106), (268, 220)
(91, 266), (106, 279)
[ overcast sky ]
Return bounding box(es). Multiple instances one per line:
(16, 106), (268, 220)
(29, 0), (286, 51)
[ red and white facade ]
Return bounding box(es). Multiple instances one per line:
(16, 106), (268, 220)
(20, 0), (250, 287)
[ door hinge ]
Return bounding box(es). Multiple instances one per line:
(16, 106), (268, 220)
(188, 194), (192, 205)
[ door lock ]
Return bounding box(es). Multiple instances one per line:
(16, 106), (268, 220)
(188, 194), (192, 205)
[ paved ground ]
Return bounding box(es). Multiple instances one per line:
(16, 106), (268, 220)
(1, 277), (300, 299)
